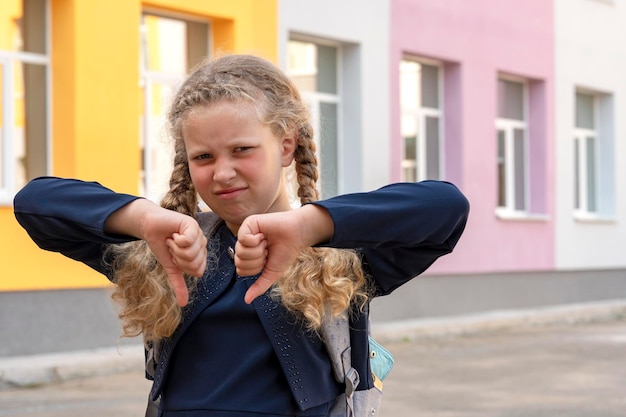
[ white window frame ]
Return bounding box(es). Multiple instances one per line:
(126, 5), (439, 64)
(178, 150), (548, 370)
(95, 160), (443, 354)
(400, 58), (443, 182)
(301, 90), (341, 198)
(287, 37), (343, 199)
(139, 11), (210, 202)
(495, 77), (529, 217)
(573, 128), (598, 216)
(573, 91), (602, 220)
(0, 2), (51, 205)
(139, 71), (183, 202)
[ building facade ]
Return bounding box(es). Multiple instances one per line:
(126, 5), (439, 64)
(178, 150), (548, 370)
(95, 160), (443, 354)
(1, 0), (625, 356)
(554, 0), (626, 270)
(1, 0), (279, 355)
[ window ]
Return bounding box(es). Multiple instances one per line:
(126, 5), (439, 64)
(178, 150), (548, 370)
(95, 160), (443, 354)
(400, 59), (442, 182)
(140, 12), (209, 201)
(574, 92), (597, 214)
(287, 40), (340, 198)
(0, 0), (49, 204)
(573, 90), (615, 219)
(496, 78), (527, 213)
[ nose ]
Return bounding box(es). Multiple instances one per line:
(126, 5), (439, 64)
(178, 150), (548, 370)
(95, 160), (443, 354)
(212, 157), (236, 184)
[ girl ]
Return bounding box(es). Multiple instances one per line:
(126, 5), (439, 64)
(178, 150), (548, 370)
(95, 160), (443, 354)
(14, 54), (469, 417)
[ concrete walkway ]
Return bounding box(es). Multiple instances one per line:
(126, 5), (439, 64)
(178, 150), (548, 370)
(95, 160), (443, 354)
(1, 300), (625, 416)
(382, 320), (626, 417)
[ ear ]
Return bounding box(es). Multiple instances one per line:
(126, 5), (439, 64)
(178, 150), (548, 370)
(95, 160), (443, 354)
(280, 134), (297, 167)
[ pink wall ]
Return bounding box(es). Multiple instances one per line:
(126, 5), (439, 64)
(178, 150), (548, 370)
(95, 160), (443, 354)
(390, 0), (555, 274)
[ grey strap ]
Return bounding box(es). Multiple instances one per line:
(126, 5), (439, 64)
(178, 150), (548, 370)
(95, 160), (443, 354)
(145, 395), (159, 417)
(320, 313), (359, 416)
(196, 211), (222, 236)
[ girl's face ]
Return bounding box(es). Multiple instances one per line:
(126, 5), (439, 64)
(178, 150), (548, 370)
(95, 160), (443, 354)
(182, 100), (296, 234)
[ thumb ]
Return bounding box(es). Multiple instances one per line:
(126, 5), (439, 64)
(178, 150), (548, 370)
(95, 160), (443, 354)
(244, 269), (281, 304)
(165, 267), (190, 307)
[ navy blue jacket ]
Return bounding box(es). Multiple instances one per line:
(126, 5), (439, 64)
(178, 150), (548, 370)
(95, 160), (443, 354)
(14, 177), (469, 416)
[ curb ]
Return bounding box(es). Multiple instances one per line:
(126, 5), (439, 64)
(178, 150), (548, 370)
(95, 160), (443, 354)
(0, 344), (144, 390)
(1, 299), (625, 389)
(371, 299), (626, 342)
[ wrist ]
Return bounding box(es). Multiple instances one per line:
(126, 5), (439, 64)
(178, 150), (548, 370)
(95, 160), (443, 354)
(298, 204), (334, 246)
(105, 198), (157, 238)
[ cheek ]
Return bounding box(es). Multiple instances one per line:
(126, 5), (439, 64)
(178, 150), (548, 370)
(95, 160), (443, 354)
(239, 160), (261, 180)
(189, 166), (211, 191)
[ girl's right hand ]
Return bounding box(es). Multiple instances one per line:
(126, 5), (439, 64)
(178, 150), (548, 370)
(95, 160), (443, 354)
(106, 199), (207, 306)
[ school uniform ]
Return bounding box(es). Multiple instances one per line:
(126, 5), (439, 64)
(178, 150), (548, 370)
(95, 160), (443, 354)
(14, 177), (469, 417)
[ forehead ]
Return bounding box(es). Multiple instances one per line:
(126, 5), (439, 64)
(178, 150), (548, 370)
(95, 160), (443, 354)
(181, 100), (275, 146)
(185, 99), (261, 123)
(182, 100), (263, 136)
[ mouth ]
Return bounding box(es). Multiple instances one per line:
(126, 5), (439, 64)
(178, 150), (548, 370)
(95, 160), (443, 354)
(214, 187), (246, 199)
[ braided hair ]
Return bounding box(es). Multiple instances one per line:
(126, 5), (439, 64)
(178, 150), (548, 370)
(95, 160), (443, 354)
(108, 55), (369, 341)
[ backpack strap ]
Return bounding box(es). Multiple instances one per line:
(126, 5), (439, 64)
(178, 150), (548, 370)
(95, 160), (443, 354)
(320, 313), (360, 417)
(320, 312), (395, 417)
(196, 211), (223, 237)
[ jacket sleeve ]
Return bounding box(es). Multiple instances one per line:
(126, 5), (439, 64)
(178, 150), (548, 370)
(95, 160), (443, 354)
(13, 176), (141, 277)
(311, 181), (470, 296)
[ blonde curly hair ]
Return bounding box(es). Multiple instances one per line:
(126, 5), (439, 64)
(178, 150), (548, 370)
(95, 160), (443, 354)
(107, 54), (370, 343)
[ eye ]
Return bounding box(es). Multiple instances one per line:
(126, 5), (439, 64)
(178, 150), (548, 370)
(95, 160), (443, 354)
(234, 146), (253, 153)
(194, 153), (212, 161)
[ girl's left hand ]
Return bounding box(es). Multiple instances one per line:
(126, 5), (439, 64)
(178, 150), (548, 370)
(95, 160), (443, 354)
(235, 205), (334, 303)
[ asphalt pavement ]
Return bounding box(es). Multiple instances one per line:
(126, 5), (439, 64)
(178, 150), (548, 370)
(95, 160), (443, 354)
(1, 306), (625, 417)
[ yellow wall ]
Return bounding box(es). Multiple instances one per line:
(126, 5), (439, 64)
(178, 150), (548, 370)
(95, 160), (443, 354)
(1, 0), (277, 291)
(144, 0), (277, 59)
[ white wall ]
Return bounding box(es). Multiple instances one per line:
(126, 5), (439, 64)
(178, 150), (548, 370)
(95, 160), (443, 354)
(278, 0), (391, 192)
(554, 0), (626, 269)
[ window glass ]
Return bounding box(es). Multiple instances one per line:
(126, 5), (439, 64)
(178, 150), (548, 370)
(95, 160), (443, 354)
(19, 61), (47, 188)
(8, 0), (47, 54)
(575, 92), (594, 129)
(400, 59), (442, 182)
(288, 41), (337, 95)
(514, 128), (526, 210)
(497, 130), (506, 207)
(317, 45), (337, 95)
(320, 102), (338, 197)
(498, 79), (524, 120)
(400, 60), (440, 109)
(574, 139), (580, 209)
(401, 114), (417, 183)
(421, 64), (439, 109)
(287, 41), (316, 90)
(400, 60), (420, 109)
(142, 15), (187, 73)
(0, 63), (4, 190)
(586, 136), (596, 212)
(425, 116), (440, 179)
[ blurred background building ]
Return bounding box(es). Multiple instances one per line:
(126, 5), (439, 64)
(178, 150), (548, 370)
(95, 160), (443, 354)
(1, 0), (625, 356)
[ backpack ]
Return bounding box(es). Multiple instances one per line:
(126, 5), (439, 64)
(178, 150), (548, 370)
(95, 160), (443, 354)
(144, 211), (394, 417)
